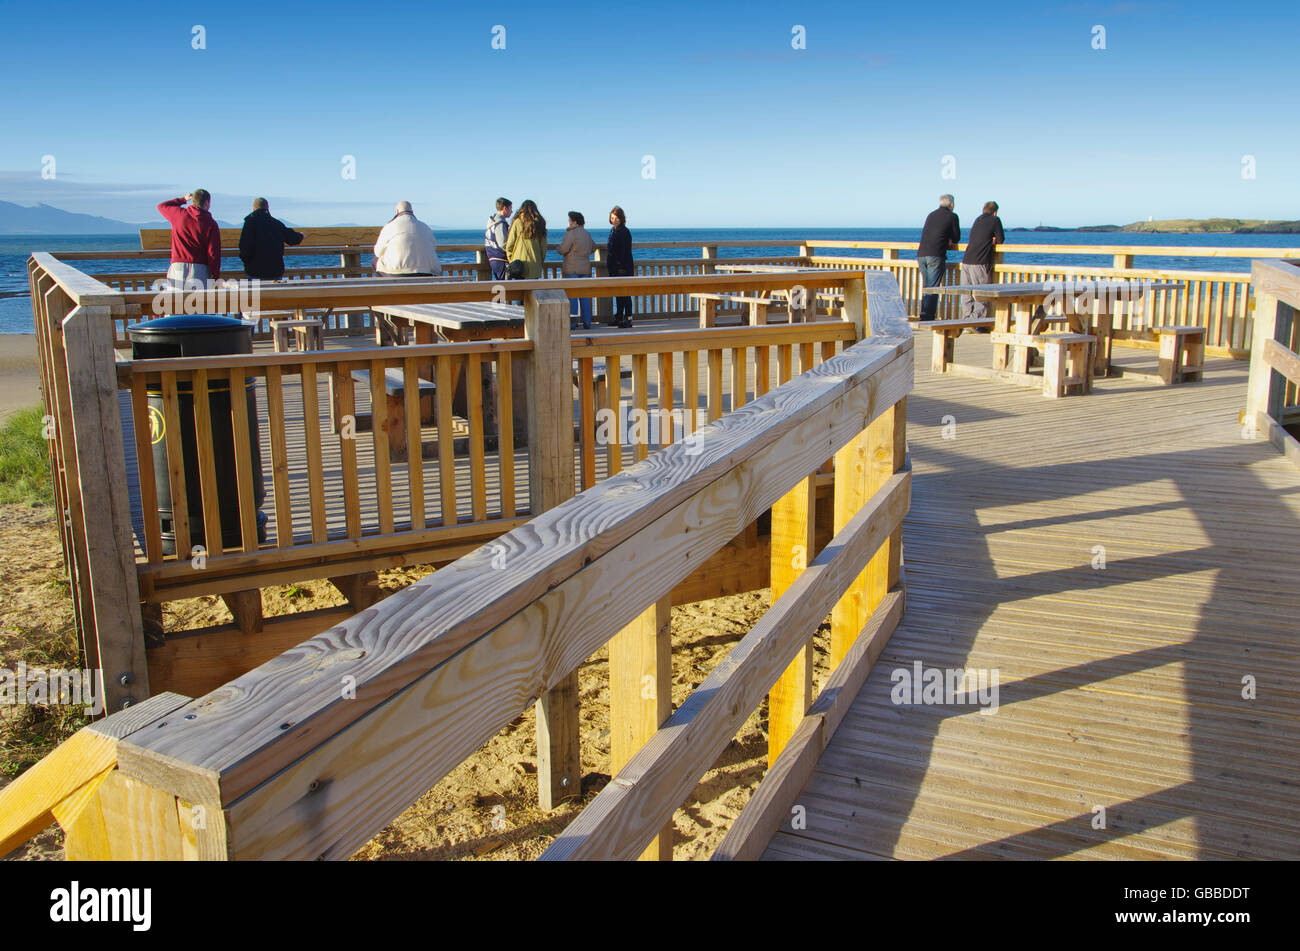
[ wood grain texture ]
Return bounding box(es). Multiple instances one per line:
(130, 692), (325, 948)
(63, 305), (149, 711)
(111, 337), (911, 857)
(0, 692), (190, 857)
(539, 471), (909, 861)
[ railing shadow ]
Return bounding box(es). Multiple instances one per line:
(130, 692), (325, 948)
(794, 355), (1300, 859)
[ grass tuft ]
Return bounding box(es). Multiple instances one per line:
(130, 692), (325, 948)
(0, 406), (54, 506)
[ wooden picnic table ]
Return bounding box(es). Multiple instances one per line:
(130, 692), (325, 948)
(371, 302), (527, 437)
(923, 279), (1181, 376)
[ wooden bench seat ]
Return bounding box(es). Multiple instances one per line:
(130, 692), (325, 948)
(1038, 333), (1095, 398)
(348, 368), (437, 461)
(927, 317), (996, 372)
(1155, 326), (1206, 384)
(270, 318), (324, 353)
(693, 291), (816, 328)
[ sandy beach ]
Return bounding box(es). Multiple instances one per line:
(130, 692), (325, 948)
(0, 335), (39, 420)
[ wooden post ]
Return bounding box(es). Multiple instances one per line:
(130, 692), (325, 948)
(525, 289), (581, 809)
(767, 473), (815, 765)
(63, 304), (149, 713)
(843, 277), (866, 338)
(1113, 253), (1134, 271)
(609, 596), (673, 860)
(701, 244), (718, 275)
(1246, 289), (1285, 428)
(593, 249), (613, 324)
(829, 400), (906, 667)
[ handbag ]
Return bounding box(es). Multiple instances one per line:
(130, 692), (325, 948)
(506, 259), (526, 280)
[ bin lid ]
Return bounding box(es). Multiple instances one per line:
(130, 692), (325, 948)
(126, 314), (251, 335)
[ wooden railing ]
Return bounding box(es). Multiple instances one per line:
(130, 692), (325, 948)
(50, 235), (1300, 355)
(0, 272), (913, 861)
(24, 257), (875, 712)
(809, 253), (1253, 354)
(1245, 259), (1300, 468)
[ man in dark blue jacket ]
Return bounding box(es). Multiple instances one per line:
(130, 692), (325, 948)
(917, 195), (960, 321)
(238, 198), (304, 280)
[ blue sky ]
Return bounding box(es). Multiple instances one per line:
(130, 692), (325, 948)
(0, 0), (1295, 228)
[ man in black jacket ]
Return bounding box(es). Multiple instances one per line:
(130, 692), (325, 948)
(917, 194), (960, 321)
(961, 201), (1004, 320)
(238, 198), (304, 280)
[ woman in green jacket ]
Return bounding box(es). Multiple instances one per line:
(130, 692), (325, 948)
(505, 200), (547, 279)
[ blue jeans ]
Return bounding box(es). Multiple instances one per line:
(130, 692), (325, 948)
(565, 273), (592, 329)
(917, 255), (945, 321)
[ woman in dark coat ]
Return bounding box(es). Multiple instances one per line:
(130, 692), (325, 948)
(606, 205), (634, 327)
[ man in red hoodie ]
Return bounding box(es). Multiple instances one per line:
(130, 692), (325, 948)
(157, 189), (222, 287)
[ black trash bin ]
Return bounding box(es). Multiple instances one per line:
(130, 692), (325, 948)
(128, 314), (267, 556)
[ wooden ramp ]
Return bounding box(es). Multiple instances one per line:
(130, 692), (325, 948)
(764, 333), (1300, 860)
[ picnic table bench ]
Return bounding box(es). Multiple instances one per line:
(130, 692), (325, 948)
(691, 289), (817, 328)
(926, 317), (996, 372)
(924, 279), (1186, 383)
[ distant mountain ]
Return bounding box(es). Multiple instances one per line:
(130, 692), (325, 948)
(0, 200), (241, 233)
(0, 200), (141, 234)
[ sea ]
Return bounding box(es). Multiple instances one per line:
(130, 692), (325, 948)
(4, 228), (1299, 335)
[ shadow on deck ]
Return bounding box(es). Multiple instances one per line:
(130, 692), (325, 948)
(765, 333), (1300, 860)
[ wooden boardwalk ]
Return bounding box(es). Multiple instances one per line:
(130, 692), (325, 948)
(764, 332), (1300, 860)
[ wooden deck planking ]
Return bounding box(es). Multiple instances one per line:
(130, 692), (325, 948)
(764, 332), (1300, 860)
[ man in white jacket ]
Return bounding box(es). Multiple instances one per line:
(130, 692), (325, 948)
(373, 201), (441, 276)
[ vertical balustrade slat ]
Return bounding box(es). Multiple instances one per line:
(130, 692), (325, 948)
(130, 375), (163, 563)
(335, 365), (362, 538)
(264, 365), (292, 546)
(159, 370), (191, 559)
(191, 369), (224, 554)
(730, 346), (746, 410)
(707, 349), (723, 422)
(497, 353), (516, 517)
(436, 355), (458, 525)
(296, 363), (328, 544)
(369, 358), (394, 535)
(632, 353), (649, 462)
(466, 352), (487, 521)
(684, 349), (699, 436)
(579, 356), (596, 489)
(227, 367), (260, 552)
(403, 356), (426, 530)
(657, 352), (674, 447)
(606, 353), (624, 476)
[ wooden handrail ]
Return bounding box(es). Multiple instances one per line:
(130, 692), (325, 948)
(9, 265), (919, 859)
(88, 334), (910, 860)
(117, 269), (868, 311)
